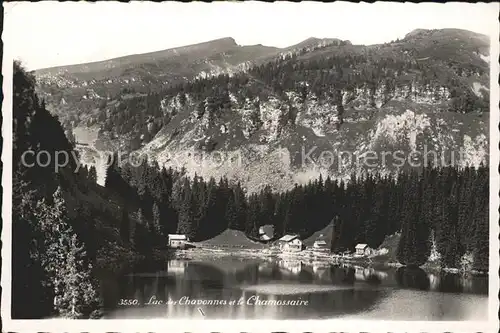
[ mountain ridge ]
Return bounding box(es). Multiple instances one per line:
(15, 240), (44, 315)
(403, 28), (489, 41)
(34, 36), (353, 72)
(34, 28), (489, 73)
(34, 37), (240, 72)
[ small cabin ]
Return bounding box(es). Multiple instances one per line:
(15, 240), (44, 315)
(355, 243), (372, 256)
(168, 234), (188, 249)
(278, 235), (303, 252)
(313, 240), (328, 250)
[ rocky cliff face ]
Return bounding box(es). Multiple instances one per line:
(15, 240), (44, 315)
(149, 78), (459, 145)
(133, 84), (488, 193)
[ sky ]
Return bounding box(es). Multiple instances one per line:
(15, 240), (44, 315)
(3, 1), (499, 70)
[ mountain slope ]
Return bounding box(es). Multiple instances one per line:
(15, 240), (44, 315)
(34, 29), (490, 190)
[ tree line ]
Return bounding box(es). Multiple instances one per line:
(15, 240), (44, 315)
(104, 151), (489, 272)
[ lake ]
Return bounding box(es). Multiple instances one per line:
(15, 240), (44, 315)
(101, 257), (488, 320)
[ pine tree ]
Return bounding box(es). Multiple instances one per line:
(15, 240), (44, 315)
(140, 187), (154, 220)
(200, 177), (219, 239)
(56, 234), (100, 319)
(273, 194), (286, 238)
(366, 179), (388, 248)
(120, 207), (130, 246)
(215, 177), (231, 231)
(258, 186), (274, 229)
(177, 178), (194, 237)
(281, 194), (293, 235)
(233, 183), (247, 231)
(441, 183), (464, 267)
(190, 175), (206, 240)
(133, 208), (152, 255)
(457, 170), (474, 252)
(331, 215), (349, 252)
(225, 190), (239, 230)
(152, 202), (162, 235)
(472, 199), (489, 271)
(434, 173), (450, 258)
(158, 192), (177, 236)
(246, 195), (260, 237)
(421, 165), (437, 231)
(129, 212), (137, 251)
(34, 187), (100, 318)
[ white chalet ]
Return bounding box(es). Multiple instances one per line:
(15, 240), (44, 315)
(168, 234), (188, 249)
(278, 235), (303, 252)
(355, 244), (372, 256)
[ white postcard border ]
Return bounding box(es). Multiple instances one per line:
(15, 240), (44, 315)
(1, 2), (499, 332)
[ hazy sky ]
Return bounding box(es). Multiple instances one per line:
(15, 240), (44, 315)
(3, 1), (498, 70)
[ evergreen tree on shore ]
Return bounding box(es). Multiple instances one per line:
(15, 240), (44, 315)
(35, 187), (99, 318)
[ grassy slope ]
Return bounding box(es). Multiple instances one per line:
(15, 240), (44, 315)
(370, 233), (401, 264)
(198, 229), (266, 249)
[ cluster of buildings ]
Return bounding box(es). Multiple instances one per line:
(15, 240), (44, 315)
(277, 234), (373, 256)
(276, 234), (330, 253)
(166, 231), (374, 257)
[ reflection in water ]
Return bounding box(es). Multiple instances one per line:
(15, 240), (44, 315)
(311, 261), (330, 277)
(102, 258), (488, 320)
(167, 260), (186, 275)
(396, 267), (430, 290)
(278, 259), (303, 275)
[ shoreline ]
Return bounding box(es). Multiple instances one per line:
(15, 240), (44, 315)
(169, 246), (488, 276)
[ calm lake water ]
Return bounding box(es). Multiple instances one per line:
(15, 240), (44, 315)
(101, 257), (488, 320)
